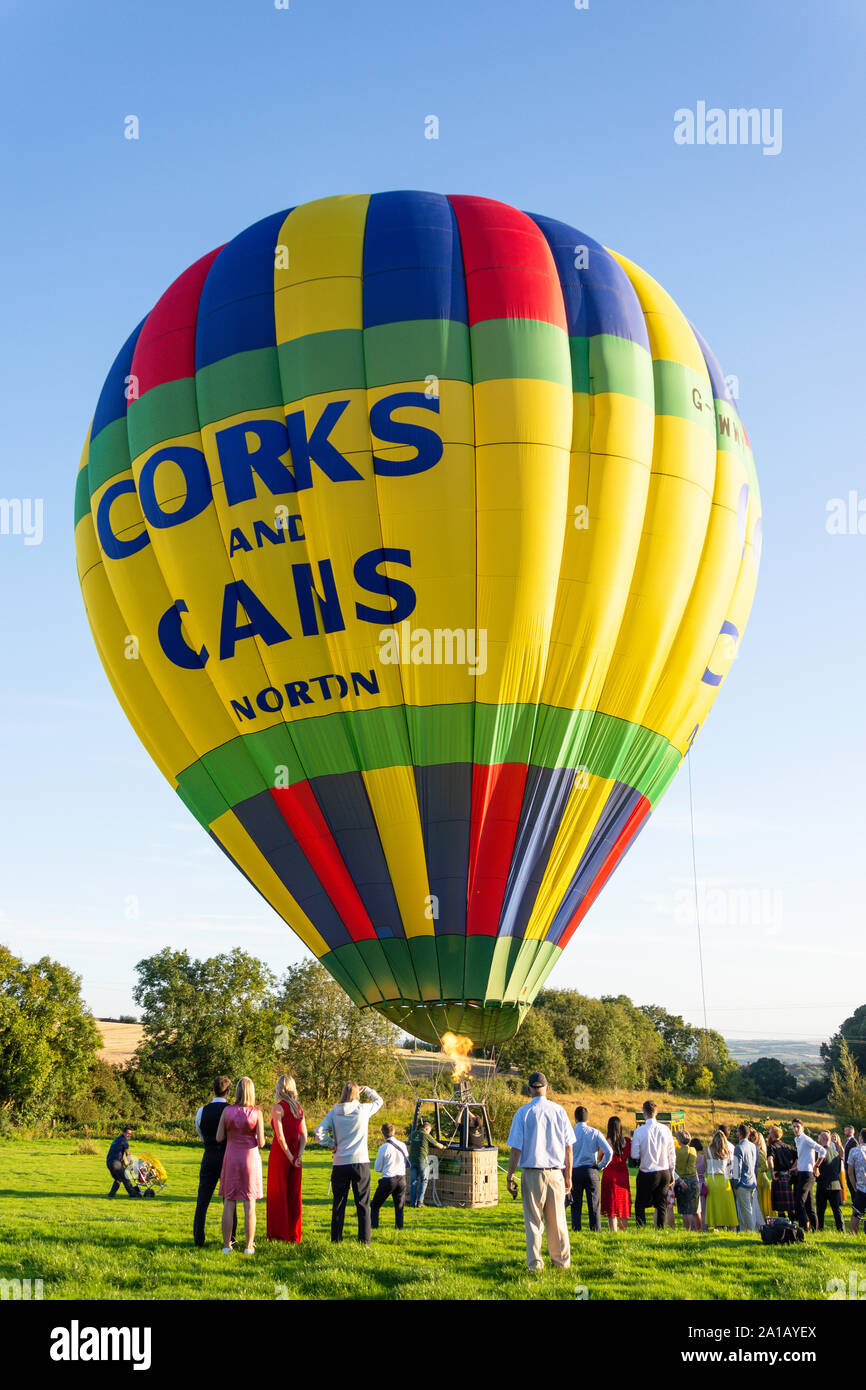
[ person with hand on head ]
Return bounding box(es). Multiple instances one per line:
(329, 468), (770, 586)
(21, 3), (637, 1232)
(314, 1081), (383, 1244)
(106, 1126), (140, 1199)
(506, 1072), (573, 1273)
(629, 1100), (676, 1229)
(570, 1105), (612, 1233)
(791, 1118), (826, 1233)
(371, 1122), (410, 1230)
(194, 1075), (236, 1246)
(267, 1074), (307, 1244)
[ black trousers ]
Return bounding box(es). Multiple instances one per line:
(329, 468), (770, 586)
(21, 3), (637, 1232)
(193, 1149), (237, 1247)
(107, 1158), (137, 1197)
(793, 1172), (817, 1231)
(635, 1169), (671, 1228)
(370, 1174), (406, 1229)
(331, 1163), (371, 1244)
(571, 1166), (601, 1231)
(816, 1187), (844, 1232)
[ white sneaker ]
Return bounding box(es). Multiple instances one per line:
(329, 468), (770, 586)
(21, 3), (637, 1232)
(222, 1246), (233, 1254)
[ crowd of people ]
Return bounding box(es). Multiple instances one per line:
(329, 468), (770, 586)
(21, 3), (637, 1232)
(504, 1077), (866, 1272)
(103, 1070), (866, 1270)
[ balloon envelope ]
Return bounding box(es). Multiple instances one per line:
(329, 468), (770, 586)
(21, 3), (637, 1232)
(75, 192), (761, 1045)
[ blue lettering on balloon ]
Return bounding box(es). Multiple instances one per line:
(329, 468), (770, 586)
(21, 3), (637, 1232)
(370, 392), (443, 476)
(138, 446), (211, 527)
(96, 479), (150, 559)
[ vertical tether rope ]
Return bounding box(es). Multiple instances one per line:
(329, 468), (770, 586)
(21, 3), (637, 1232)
(688, 750), (716, 1134)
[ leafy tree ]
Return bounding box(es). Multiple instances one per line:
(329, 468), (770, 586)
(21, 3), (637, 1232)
(0, 946), (102, 1118)
(741, 1056), (798, 1102)
(495, 1008), (570, 1090)
(132, 947), (281, 1109)
(532, 990), (656, 1089)
(792, 1076), (829, 1107)
(822, 1003), (866, 1076)
(692, 1066), (714, 1098)
(828, 1038), (866, 1133)
(639, 1003), (733, 1091)
(60, 1059), (139, 1130)
(275, 960), (401, 1105)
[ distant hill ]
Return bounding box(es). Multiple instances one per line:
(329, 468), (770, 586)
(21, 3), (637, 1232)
(725, 1038), (825, 1083)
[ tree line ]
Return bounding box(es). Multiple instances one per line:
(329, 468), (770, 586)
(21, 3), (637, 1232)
(1, 942), (865, 1135)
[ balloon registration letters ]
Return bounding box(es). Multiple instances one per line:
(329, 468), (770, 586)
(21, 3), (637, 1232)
(75, 192), (761, 1046)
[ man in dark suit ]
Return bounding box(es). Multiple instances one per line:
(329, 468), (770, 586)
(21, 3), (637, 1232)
(193, 1076), (236, 1247)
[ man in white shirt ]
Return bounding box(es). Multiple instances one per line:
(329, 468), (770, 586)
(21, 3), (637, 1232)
(370, 1122), (410, 1230)
(791, 1118), (826, 1233)
(629, 1100), (676, 1228)
(506, 1071), (573, 1272)
(315, 1081), (383, 1244)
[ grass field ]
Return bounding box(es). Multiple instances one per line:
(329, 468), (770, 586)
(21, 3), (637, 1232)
(1, 1140), (863, 1302)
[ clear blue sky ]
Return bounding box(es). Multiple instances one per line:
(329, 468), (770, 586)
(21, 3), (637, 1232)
(1, 0), (864, 1043)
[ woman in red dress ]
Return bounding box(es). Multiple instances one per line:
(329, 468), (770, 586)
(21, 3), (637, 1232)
(267, 1074), (307, 1243)
(600, 1115), (631, 1231)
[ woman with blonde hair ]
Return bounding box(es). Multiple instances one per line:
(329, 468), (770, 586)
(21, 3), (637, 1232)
(749, 1128), (773, 1222)
(216, 1077), (265, 1256)
(705, 1129), (738, 1230)
(267, 1074), (307, 1243)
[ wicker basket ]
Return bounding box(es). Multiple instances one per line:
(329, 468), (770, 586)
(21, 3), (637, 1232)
(435, 1147), (499, 1208)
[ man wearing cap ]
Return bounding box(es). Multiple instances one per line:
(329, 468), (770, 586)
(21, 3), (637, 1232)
(506, 1072), (573, 1273)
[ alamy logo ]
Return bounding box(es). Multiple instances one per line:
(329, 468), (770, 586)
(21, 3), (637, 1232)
(49, 1321), (152, 1371)
(378, 621), (487, 676)
(0, 497), (44, 545)
(674, 102), (782, 156)
(0, 1277), (43, 1300)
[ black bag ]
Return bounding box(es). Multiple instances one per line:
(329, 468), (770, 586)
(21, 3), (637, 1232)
(760, 1217), (804, 1245)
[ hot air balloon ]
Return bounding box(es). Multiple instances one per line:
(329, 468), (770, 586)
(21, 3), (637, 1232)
(74, 192), (761, 1047)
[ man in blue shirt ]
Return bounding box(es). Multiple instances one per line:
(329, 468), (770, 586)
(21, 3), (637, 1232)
(106, 1127), (140, 1198)
(570, 1106), (613, 1233)
(506, 1072), (573, 1272)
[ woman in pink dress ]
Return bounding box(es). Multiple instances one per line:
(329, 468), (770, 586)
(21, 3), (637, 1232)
(216, 1077), (265, 1256)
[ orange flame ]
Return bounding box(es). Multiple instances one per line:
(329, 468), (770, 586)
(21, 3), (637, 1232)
(441, 1031), (473, 1082)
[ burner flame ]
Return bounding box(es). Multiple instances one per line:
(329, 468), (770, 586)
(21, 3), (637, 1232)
(441, 1031), (473, 1082)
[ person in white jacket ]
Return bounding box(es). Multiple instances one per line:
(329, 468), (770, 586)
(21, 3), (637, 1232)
(315, 1082), (383, 1244)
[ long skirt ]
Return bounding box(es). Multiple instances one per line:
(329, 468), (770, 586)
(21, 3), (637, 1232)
(705, 1172), (738, 1228)
(758, 1171), (773, 1220)
(771, 1171), (794, 1215)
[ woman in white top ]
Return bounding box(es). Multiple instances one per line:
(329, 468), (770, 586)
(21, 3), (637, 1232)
(704, 1130), (738, 1230)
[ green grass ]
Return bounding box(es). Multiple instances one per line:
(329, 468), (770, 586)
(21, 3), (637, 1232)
(1, 1140), (863, 1301)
